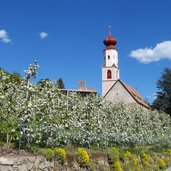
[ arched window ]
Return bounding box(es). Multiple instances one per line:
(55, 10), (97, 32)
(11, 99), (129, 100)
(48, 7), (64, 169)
(108, 55), (110, 59)
(107, 70), (112, 79)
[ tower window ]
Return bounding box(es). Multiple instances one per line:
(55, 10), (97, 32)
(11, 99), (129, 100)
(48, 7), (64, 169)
(107, 70), (112, 79)
(108, 55), (110, 59)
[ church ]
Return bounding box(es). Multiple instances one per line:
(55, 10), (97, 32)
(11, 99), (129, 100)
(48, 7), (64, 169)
(102, 31), (150, 109)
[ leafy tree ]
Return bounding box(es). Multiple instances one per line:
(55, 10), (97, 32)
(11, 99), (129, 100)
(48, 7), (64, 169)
(152, 68), (171, 116)
(37, 79), (50, 87)
(10, 72), (21, 84)
(56, 78), (65, 89)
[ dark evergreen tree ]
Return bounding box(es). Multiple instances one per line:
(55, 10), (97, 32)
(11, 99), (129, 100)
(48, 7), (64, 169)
(152, 68), (171, 116)
(56, 78), (65, 89)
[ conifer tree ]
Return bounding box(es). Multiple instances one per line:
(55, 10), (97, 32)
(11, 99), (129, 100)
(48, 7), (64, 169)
(56, 78), (65, 89)
(152, 68), (171, 116)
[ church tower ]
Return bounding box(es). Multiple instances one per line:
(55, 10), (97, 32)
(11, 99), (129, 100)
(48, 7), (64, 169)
(102, 30), (119, 96)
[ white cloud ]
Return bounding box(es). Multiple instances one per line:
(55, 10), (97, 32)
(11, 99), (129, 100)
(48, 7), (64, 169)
(130, 41), (171, 64)
(39, 32), (48, 39)
(0, 29), (11, 43)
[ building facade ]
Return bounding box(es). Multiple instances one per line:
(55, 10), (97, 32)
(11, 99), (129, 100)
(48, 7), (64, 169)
(102, 31), (150, 109)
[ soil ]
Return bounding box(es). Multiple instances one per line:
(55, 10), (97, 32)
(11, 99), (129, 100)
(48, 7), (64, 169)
(0, 147), (36, 158)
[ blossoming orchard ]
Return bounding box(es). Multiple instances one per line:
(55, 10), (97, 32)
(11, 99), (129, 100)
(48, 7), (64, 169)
(0, 63), (170, 149)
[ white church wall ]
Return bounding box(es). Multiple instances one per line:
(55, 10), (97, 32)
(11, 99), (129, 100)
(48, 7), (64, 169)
(104, 49), (118, 67)
(102, 67), (118, 96)
(105, 81), (137, 105)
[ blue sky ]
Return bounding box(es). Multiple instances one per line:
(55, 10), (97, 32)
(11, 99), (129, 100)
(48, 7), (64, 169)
(1, 0), (171, 103)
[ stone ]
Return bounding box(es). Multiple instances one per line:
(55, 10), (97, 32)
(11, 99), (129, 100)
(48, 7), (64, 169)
(25, 162), (33, 170)
(39, 161), (47, 170)
(18, 164), (28, 171)
(15, 157), (27, 165)
(0, 166), (13, 171)
(28, 157), (36, 163)
(0, 157), (14, 165)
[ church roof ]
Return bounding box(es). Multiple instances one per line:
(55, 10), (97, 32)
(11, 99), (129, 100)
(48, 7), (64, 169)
(104, 80), (150, 109)
(103, 34), (117, 49)
(122, 82), (150, 109)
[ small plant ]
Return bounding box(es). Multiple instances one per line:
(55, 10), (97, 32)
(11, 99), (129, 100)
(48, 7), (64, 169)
(43, 148), (54, 161)
(168, 149), (171, 155)
(54, 147), (66, 164)
(77, 147), (90, 167)
(107, 147), (120, 165)
(30, 145), (39, 153)
(157, 158), (166, 170)
(113, 160), (123, 171)
(107, 147), (123, 171)
(124, 151), (132, 160)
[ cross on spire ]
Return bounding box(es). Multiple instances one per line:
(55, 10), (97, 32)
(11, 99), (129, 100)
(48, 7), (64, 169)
(108, 25), (112, 35)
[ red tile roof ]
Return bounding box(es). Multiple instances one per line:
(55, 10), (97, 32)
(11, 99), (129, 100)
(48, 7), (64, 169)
(122, 82), (150, 109)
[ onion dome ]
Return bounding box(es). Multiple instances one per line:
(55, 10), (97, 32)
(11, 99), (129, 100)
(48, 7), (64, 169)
(103, 34), (117, 49)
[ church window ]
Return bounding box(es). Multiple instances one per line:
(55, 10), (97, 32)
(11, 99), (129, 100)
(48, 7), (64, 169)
(107, 70), (112, 79)
(108, 55), (110, 59)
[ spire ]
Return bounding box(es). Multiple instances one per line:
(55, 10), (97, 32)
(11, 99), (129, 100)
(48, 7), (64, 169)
(103, 27), (117, 49)
(109, 25), (112, 35)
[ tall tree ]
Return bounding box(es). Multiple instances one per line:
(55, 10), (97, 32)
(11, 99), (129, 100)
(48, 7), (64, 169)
(56, 78), (65, 89)
(152, 68), (171, 116)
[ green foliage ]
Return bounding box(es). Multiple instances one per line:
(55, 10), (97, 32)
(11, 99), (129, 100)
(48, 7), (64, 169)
(56, 78), (65, 89)
(157, 158), (166, 170)
(107, 147), (120, 163)
(54, 147), (66, 164)
(113, 161), (123, 171)
(0, 66), (171, 149)
(30, 145), (39, 153)
(37, 79), (50, 87)
(77, 148), (90, 167)
(42, 148), (54, 161)
(107, 147), (123, 171)
(152, 68), (171, 116)
(10, 72), (21, 84)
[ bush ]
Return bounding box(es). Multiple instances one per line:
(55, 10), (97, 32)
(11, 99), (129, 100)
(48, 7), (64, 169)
(30, 145), (39, 153)
(107, 147), (120, 164)
(54, 147), (66, 164)
(77, 148), (90, 167)
(107, 147), (123, 171)
(157, 158), (166, 170)
(113, 161), (123, 171)
(42, 148), (54, 161)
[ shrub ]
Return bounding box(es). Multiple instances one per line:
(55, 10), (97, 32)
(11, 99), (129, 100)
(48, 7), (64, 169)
(107, 147), (123, 171)
(124, 151), (132, 160)
(54, 147), (66, 164)
(107, 147), (120, 164)
(113, 161), (123, 171)
(168, 149), (171, 155)
(30, 145), (39, 153)
(77, 148), (90, 167)
(140, 151), (151, 162)
(157, 158), (166, 170)
(42, 148), (54, 161)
